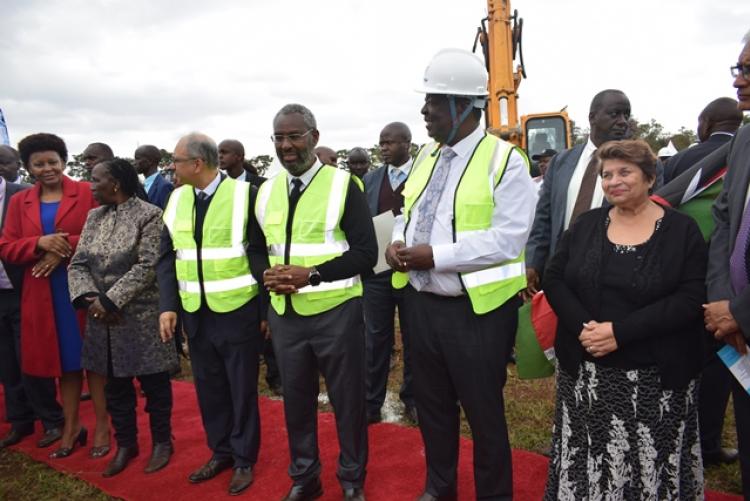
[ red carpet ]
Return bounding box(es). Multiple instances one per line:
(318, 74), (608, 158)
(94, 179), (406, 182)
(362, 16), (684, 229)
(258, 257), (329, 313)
(0, 380), (742, 500)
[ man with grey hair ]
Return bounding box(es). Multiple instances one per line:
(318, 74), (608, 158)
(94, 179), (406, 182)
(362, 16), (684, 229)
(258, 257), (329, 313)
(258, 104), (376, 501)
(157, 132), (269, 495)
(705, 29), (750, 499)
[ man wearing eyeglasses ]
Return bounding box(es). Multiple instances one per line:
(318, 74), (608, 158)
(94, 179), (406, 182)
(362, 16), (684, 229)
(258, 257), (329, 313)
(257, 104), (376, 501)
(705, 29), (750, 500)
(157, 133), (268, 496)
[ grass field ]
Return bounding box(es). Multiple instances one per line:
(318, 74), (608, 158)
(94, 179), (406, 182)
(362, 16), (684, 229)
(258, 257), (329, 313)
(0, 342), (743, 498)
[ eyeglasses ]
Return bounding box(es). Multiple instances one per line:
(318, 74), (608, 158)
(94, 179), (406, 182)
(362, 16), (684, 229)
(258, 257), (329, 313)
(270, 129), (313, 145)
(730, 63), (750, 80)
(172, 157), (196, 165)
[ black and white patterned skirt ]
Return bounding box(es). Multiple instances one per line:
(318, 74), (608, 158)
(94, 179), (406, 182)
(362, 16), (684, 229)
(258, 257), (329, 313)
(544, 361), (703, 500)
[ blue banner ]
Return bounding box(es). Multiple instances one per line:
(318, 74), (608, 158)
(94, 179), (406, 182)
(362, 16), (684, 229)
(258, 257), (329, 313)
(0, 108), (9, 146)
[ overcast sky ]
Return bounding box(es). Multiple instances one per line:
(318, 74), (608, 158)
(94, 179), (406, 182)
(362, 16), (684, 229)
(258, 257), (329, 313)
(1, 0), (748, 171)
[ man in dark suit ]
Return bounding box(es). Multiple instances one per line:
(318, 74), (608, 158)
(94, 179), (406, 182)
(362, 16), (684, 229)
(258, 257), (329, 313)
(524, 89), (664, 296)
(664, 97), (743, 183)
(218, 139), (266, 188)
(134, 145), (174, 210)
(157, 132), (268, 496)
(704, 31), (750, 500)
(361, 122), (416, 424)
(0, 174), (64, 449)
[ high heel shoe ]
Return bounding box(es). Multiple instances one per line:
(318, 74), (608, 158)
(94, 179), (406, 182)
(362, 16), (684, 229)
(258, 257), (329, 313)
(89, 443), (111, 459)
(49, 427), (87, 459)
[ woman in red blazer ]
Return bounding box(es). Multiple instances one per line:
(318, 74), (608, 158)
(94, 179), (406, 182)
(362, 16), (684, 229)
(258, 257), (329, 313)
(0, 133), (109, 459)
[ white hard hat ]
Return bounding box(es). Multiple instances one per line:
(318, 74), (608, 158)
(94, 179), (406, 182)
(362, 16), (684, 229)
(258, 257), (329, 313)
(417, 48), (489, 98)
(658, 140), (678, 157)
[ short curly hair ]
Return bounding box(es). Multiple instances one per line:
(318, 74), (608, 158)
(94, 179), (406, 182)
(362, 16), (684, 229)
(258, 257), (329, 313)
(595, 139), (657, 183)
(18, 133), (68, 167)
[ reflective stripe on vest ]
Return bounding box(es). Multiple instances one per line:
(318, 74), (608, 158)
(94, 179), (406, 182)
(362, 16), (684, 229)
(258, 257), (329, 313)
(163, 178), (258, 313)
(255, 165), (362, 316)
(392, 135), (528, 314)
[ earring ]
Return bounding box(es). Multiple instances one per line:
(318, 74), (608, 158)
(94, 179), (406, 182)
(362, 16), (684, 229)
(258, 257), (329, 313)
(114, 188), (118, 192)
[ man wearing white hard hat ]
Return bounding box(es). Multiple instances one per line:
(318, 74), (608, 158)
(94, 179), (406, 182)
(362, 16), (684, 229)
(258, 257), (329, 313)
(385, 48), (537, 500)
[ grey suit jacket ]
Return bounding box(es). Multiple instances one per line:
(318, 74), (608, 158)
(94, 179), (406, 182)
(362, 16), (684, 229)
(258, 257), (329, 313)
(707, 124), (750, 336)
(363, 165), (388, 217)
(525, 142), (664, 274)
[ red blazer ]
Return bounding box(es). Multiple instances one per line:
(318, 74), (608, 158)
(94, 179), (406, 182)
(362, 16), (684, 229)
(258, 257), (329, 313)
(0, 176), (97, 377)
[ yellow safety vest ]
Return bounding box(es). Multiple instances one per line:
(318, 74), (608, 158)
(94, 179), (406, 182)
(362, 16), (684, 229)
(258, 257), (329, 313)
(392, 134), (528, 314)
(163, 177), (258, 313)
(255, 165), (363, 316)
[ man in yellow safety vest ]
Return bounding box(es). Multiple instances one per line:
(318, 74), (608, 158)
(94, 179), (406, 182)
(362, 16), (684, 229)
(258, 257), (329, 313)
(385, 49), (538, 500)
(257, 104), (377, 501)
(157, 132), (268, 496)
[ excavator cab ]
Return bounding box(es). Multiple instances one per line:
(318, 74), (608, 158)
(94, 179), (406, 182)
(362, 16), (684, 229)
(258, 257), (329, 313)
(522, 112), (571, 159)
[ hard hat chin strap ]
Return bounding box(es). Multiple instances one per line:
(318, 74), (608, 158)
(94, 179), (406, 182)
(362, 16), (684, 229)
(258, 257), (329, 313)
(445, 95), (475, 145)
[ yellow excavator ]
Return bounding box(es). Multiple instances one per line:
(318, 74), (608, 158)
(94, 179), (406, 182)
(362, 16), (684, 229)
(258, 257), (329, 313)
(473, 0), (572, 160)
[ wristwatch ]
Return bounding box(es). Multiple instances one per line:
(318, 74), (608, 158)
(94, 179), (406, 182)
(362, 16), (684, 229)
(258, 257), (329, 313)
(308, 267), (322, 286)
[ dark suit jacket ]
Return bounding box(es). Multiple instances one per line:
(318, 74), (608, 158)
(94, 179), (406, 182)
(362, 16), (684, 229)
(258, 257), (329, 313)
(526, 142), (665, 274)
(544, 206), (707, 389)
(707, 124), (750, 337)
(664, 133), (733, 183)
(362, 166), (388, 217)
(0, 181), (30, 290)
(146, 173), (174, 210)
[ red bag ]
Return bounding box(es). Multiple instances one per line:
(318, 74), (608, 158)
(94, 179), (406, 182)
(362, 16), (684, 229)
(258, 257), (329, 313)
(531, 291), (557, 360)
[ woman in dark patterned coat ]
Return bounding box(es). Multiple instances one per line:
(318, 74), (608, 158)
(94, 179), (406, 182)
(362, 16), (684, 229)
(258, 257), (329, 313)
(69, 158), (178, 478)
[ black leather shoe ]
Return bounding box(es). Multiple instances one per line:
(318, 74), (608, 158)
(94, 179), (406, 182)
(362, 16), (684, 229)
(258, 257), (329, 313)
(144, 441), (173, 473)
(228, 466), (253, 495)
(188, 457), (233, 483)
(703, 447), (739, 466)
(36, 427), (63, 448)
(343, 487), (365, 501)
(80, 392), (92, 401)
(102, 445), (139, 477)
(49, 427), (87, 459)
(281, 477), (323, 501)
(0, 427), (34, 449)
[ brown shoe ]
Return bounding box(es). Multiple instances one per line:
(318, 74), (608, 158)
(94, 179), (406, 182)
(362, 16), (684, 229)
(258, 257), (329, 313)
(228, 466), (253, 495)
(144, 441), (173, 473)
(188, 457), (233, 483)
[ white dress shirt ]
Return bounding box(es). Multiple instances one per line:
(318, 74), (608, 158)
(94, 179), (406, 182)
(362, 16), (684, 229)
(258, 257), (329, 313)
(235, 170), (248, 182)
(392, 125), (538, 296)
(564, 138), (604, 230)
(194, 170), (222, 198)
(287, 160), (324, 195)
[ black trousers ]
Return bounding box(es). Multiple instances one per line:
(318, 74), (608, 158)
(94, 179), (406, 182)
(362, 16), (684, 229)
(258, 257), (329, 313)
(269, 298), (368, 490)
(732, 378), (750, 500)
(0, 291), (62, 433)
(105, 371), (172, 448)
(363, 272), (414, 416)
(186, 301), (263, 468)
(263, 338), (281, 388)
(698, 352), (732, 454)
(405, 286), (517, 500)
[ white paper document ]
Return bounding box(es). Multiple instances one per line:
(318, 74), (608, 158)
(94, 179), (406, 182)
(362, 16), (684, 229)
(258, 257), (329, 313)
(718, 344), (750, 395)
(372, 211), (396, 274)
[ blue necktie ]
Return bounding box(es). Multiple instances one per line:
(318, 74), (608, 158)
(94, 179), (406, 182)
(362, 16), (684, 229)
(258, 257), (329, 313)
(411, 147), (456, 289)
(389, 168), (405, 190)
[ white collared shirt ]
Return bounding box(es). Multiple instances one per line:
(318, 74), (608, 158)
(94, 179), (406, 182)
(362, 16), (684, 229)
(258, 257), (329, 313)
(235, 170), (248, 182)
(287, 160), (324, 195)
(194, 170), (222, 198)
(564, 138), (604, 230)
(392, 125), (538, 296)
